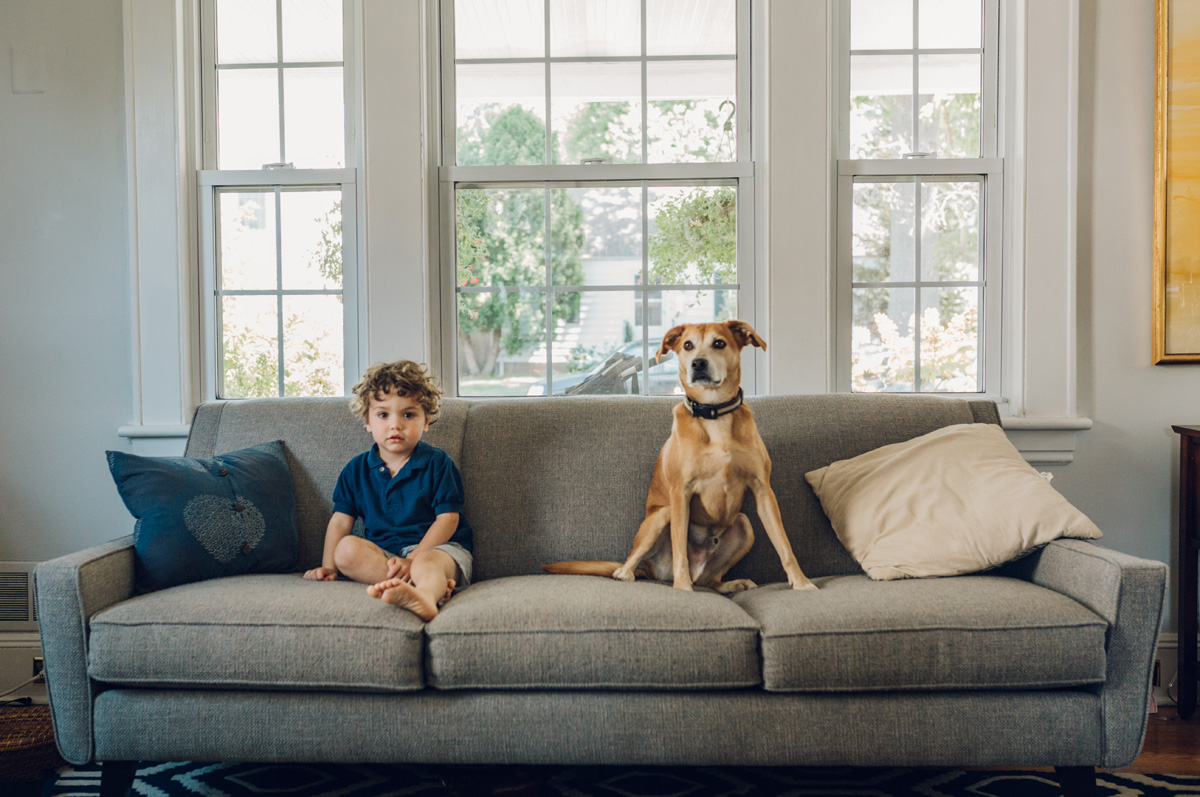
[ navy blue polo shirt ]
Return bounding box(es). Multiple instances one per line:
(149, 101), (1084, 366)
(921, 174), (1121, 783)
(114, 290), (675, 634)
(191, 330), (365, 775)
(332, 441), (473, 554)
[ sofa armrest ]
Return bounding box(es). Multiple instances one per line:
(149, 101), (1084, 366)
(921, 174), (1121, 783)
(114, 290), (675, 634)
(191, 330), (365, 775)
(1003, 538), (1167, 768)
(34, 536), (136, 765)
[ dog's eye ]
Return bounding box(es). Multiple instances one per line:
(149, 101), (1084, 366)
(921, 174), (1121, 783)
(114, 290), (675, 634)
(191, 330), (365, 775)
(713, 339), (726, 349)
(683, 341), (694, 351)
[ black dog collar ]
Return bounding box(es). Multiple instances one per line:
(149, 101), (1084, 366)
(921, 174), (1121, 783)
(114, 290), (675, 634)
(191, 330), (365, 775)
(685, 388), (744, 420)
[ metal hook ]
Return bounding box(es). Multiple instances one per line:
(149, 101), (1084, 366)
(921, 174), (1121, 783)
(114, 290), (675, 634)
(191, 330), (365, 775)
(718, 99), (735, 133)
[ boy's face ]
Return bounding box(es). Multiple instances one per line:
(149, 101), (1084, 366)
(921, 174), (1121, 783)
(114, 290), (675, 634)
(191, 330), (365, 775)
(365, 389), (430, 465)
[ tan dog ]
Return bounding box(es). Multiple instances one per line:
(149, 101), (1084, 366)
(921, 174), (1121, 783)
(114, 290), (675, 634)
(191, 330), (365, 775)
(544, 320), (817, 592)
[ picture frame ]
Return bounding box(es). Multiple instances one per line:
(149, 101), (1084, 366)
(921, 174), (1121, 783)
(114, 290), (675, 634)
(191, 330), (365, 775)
(1155, 0), (1200, 362)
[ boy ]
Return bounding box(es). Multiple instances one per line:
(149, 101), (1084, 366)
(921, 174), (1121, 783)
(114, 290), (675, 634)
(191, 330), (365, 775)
(303, 360), (473, 620)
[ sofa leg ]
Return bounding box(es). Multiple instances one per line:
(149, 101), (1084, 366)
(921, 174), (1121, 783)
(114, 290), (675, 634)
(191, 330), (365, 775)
(98, 760), (137, 797)
(1054, 765), (1097, 797)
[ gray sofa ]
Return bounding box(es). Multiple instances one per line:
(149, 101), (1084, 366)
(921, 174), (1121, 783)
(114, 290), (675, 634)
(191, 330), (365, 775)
(36, 394), (1166, 795)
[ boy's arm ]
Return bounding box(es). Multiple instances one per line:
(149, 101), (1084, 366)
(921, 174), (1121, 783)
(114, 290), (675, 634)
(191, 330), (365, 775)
(404, 513), (460, 559)
(304, 512), (356, 580)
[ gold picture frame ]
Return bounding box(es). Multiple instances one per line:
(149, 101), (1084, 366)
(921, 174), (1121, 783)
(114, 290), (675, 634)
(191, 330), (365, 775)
(1156, 0), (1200, 362)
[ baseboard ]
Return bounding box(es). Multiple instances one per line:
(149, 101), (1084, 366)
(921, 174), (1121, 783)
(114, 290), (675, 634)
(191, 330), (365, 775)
(1156, 633), (1184, 707)
(0, 631), (46, 703)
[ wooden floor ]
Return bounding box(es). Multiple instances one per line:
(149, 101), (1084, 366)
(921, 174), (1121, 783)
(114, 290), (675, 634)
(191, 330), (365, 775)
(1118, 707), (1200, 775)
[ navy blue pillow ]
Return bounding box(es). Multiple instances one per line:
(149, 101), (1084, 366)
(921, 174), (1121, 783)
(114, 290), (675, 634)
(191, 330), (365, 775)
(106, 441), (300, 593)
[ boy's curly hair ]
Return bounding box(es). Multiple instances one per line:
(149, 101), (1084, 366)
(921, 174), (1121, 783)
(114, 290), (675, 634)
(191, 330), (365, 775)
(350, 360), (443, 423)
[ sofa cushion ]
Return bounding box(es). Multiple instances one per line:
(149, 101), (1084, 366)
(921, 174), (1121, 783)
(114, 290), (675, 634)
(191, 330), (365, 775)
(88, 574), (425, 692)
(106, 441), (299, 593)
(804, 423), (1102, 580)
(425, 575), (761, 690)
(732, 575), (1107, 692)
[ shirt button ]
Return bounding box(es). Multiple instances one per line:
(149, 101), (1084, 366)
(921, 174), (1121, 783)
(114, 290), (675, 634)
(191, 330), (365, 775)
(218, 469), (228, 476)
(379, 467), (386, 473)
(242, 544), (253, 555)
(233, 503), (245, 512)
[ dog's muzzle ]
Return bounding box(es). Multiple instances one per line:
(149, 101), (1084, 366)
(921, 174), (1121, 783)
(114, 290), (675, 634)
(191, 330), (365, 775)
(689, 358), (719, 386)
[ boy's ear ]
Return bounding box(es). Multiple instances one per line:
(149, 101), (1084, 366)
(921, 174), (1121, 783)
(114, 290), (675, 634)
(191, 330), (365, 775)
(656, 325), (687, 363)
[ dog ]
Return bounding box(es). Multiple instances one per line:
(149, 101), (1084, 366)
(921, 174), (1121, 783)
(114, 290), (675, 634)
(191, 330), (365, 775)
(544, 320), (817, 592)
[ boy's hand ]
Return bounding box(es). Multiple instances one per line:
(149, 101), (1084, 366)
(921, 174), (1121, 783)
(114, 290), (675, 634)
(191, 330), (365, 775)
(385, 556), (411, 581)
(304, 566), (339, 581)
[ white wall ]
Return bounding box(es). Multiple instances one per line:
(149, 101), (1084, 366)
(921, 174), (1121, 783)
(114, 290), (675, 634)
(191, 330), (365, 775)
(0, 0), (1191, 631)
(1050, 0), (1196, 630)
(0, 0), (137, 561)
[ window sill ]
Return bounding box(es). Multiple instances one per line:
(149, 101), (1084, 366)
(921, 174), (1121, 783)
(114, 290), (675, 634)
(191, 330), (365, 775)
(1000, 416), (1093, 465)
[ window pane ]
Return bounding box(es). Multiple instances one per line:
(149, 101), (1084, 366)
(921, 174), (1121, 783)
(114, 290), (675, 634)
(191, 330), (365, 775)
(646, 0), (736, 56)
(849, 54), (913, 158)
(283, 67), (345, 167)
(650, 289), (737, 395)
(917, 54), (980, 158)
(552, 187), (641, 286)
(647, 61), (737, 163)
(552, 62), (642, 165)
(457, 291), (546, 396)
(851, 0), (913, 51)
(648, 186), (737, 286)
(456, 188), (547, 288)
(281, 189), (342, 290)
(217, 69), (281, 169)
(221, 295), (279, 398)
(219, 190), (277, 291)
(544, 291), (646, 395)
(282, 0), (343, 62)
(457, 63), (546, 166)
(216, 0), (277, 64)
(283, 295), (344, 397)
(550, 0), (641, 57)
(851, 286), (916, 392)
(455, 0), (545, 59)
(921, 180), (980, 281)
(852, 180), (915, 282)
(919, 286), (980, 392)
(919, 0), (981, 50)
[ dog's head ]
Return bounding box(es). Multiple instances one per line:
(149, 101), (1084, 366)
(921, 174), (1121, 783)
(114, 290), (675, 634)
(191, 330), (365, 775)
(656, 320), (766, 401)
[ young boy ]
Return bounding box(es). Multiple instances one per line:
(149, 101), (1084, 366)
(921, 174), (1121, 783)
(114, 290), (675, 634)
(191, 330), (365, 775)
(303, 360), (473, 620)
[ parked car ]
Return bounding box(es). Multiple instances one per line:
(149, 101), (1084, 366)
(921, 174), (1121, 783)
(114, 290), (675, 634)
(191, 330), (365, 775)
(526, 340), (681, 396)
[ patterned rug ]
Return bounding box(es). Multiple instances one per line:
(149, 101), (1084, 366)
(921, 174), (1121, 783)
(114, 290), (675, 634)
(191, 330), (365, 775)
(38, 761), (1200, 796)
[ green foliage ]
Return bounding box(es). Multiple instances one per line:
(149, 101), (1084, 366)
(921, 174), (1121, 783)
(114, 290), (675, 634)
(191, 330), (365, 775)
(313, 200), (342, 283)
(454, 105), (585, 376)
(222, 315), (339, 399)
(458, 104), (548, 166)
(648, 187), (736, 286)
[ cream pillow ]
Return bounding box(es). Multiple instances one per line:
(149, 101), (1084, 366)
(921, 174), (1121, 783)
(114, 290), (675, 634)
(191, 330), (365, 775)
(804, 423), (1101, 580)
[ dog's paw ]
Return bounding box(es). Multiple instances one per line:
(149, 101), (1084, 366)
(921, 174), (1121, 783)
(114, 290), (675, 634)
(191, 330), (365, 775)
(790, 579), (819, 591)
(716, 579), (757, 594)
(612, 567), (636, 582)
(672, 580), (695, 591)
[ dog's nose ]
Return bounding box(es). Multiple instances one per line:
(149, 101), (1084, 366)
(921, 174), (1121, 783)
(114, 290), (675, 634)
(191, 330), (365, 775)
(691, 358), (708, 373)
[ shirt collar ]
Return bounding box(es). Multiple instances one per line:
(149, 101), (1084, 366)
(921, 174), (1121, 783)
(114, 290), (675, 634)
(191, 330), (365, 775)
(368, 440), (432, 476)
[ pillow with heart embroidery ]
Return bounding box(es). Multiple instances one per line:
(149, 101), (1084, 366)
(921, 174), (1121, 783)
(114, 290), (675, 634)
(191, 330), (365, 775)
(106, 441), (299, 593)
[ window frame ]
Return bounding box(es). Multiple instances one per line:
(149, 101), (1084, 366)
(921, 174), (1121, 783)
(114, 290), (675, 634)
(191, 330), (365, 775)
(196, 0), (362, 400)
(832, 0), (1003, 397)
(434, 0), (758, 398)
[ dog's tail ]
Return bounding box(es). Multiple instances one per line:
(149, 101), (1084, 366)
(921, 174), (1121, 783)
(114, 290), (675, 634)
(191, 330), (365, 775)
(541, 560), (648, 578)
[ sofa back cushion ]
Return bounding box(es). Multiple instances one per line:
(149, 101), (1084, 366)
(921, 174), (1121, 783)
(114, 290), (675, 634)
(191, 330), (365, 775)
(184, 393), (995, 582)
(186, 397), (470, 569)
(459, 393), (997, 584)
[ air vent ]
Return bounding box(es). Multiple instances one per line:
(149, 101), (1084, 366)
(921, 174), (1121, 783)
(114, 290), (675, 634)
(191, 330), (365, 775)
(0, 564), (38, 630)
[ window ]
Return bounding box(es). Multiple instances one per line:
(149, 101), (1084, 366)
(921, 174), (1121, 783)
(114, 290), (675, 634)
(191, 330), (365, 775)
(198, 0), (359, 399)
(439, 0), (753, 397)
(836, 0), (1001, 394)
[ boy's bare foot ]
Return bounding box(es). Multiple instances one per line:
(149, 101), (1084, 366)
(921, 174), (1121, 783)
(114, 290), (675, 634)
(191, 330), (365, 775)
(367, 577), (439, 620)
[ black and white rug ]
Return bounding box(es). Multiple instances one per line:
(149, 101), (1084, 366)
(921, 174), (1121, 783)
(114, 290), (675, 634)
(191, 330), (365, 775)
(39, 762), (1200, 797)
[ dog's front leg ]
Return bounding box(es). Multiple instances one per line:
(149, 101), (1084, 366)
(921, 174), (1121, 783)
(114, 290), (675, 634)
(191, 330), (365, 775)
(669, 486), (695, 590)
(752, 480), (817, 591)
(614, 506), (671, 581)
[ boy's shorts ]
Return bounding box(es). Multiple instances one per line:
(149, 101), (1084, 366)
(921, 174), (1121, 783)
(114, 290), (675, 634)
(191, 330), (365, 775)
(392, 542), (473, 591)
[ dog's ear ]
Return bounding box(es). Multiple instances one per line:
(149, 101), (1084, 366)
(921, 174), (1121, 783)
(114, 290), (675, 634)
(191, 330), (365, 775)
(725, 320), (766, 351)
(657, 325), (686, 363)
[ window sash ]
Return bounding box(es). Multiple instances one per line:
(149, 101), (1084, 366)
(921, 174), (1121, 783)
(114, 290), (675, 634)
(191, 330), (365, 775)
(437, 0), (754, 398)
